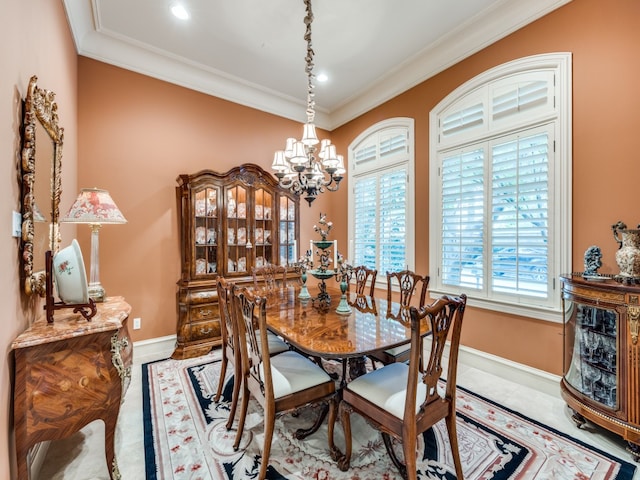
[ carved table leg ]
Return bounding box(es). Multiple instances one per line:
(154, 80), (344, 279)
(104, 412), (121, 480)
(348, 356), (367, 381)
(295, 402), (329, 440)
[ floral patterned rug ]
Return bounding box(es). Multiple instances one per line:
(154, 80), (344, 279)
(142, 352), (635, 480)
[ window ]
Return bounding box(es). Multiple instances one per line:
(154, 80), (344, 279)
(430, 54), (572, 321)
(348, 118), (415, 280)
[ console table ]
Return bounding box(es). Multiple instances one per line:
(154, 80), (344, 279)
(12, 296), (132, 480)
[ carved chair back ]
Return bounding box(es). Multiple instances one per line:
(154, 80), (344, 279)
(386, 269), (429, 308)
(350, 265), (377, 296)
(252, 263), (288, 294)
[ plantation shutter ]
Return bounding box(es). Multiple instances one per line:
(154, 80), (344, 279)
(441, 148), (485, 289)
(351, 122), (411, 274)
(353, 176), (377, 267)
(379, 169), (407, 273)
(490, 131), (549, 298)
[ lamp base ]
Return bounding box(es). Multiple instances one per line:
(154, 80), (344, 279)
(88, 283), (106, 303)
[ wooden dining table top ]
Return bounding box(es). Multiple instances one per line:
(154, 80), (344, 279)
(262, 285), (429, 360)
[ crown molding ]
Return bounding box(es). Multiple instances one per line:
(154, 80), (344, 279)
(63, 0), (571, 131)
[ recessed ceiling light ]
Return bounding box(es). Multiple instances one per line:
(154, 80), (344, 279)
(171, 3), (190, 20)
(317, 73), (328, 83)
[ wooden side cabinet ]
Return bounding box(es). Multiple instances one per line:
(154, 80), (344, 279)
(12, 296), (132, 480)
(173, 163), (299, 359)
(560, 275), (640, 460)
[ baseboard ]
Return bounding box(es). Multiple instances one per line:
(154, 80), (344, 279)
(132, 335), (177, 365)
(29, 441), (50, 480)
(131, 334), (561, 398)
(455, 344), (562, 398)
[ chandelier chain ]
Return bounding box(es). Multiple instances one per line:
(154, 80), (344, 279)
(270, 0), (344, 206)
(304, 0), (315, 124)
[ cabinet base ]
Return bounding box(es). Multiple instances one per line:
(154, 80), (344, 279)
(627, 442), (640, 462)
(569, 409), (587, 429)
(171, 341), (219, 360)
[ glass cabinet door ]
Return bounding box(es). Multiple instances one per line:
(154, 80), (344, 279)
(225, 185), (248, 275)
(193, 186), (219, 277)
(279, 195), (297, 266)
(254, 187), (274, 269)
(564, 299), (618, 409)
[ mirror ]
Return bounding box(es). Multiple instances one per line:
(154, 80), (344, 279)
(21, 75), (63, 296)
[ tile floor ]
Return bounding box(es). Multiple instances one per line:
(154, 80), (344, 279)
(36, 356), (639, 479)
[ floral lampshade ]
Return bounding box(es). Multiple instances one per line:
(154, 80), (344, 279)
(62, 188), (127, 224)
(60, 187), (126, 302)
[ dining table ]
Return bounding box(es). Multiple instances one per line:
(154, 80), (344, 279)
(262, 283), (430, 387)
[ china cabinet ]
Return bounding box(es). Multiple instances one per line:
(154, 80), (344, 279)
(560, 274), (640, 460)
(173, 163), (299, 359)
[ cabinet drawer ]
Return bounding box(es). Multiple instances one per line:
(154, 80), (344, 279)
(190, 303), (219, 321)
(190, 319), (220, 341)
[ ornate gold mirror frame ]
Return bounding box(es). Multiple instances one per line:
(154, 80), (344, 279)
(21, 75), (63, 296)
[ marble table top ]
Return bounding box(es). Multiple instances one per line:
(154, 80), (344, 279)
(12, 296), (132, 349)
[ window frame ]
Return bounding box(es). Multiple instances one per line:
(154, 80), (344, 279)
(348, 118), (415, 286)
(429, 53), (572, 322)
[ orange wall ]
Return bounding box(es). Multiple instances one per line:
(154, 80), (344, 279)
(1, 2), (78, 478)
(76, 0), (640, 377)
(331, 0), (640, 374)
(77, 58), (334, 341)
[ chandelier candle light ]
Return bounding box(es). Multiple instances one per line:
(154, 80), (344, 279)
(61, 188), (127, 302)
(271, 0), (345, 206)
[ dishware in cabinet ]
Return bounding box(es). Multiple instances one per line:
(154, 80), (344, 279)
(560, 274), (640, 460)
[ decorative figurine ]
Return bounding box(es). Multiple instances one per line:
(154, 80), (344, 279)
(334, 253), (353, 315)
(296, 250), (313, 299)
(583, 245), (602, 277)
(313, 213), (333, 241)
(612, 221), (640, 284)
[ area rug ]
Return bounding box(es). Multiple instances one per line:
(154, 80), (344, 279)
(142, 352), (635, 480)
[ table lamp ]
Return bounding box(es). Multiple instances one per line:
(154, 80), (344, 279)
(61, 188), (127, 302)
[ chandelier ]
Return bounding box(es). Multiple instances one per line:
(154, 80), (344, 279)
(271, 0), (345, 206)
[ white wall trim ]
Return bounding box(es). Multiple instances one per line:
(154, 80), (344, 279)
(453, 344), (561, 398)
(132, 334), (177, 365)
(133, 334), (562, 399)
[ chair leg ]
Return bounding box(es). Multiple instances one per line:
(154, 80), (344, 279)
(214, 353), (228, 402)
(327, 396), (342, 462)
(337, 402), (353, 471)
(446, 411), (464, 479)
(382, 433), (407, 479)
(401, 433), (417, 480)
(226, 361), (242, 431)
(233, 382), (249, 451)
(260, 403), (276, 480)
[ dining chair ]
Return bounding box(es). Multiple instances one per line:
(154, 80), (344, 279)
(232, 286), (337, 480)
(328, 294), (467, 480)
(214, 277), (288, 431)
(252, 263), (288, 294)
(369, 269), (430, 367)
(349, 265), (377, 296)
(214, 277), (243, 430)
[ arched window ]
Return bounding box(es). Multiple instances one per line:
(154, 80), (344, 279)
(348, 118), (415, 280)
(429, 53), (572, 321)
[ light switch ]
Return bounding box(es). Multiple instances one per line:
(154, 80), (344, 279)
(12, 211), (22, 238)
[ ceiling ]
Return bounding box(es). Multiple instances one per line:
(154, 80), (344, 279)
(63, 0), (570, 130)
